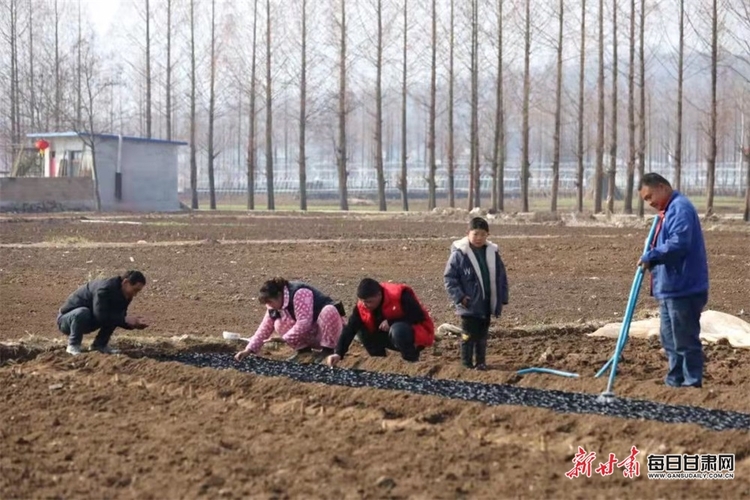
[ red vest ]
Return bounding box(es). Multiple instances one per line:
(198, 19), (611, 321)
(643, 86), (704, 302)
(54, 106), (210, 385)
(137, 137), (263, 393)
(356, 282), (435, 347)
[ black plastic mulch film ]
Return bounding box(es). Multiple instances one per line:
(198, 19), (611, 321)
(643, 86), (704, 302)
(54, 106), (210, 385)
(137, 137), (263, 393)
(158, 353), (750, 432)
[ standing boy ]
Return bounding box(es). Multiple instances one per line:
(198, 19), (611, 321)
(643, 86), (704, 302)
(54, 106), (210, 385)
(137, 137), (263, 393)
(443, 217), (509, 369)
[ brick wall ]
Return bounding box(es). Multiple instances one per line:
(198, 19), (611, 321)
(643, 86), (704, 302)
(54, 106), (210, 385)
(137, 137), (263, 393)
(0, 177), (96, 212)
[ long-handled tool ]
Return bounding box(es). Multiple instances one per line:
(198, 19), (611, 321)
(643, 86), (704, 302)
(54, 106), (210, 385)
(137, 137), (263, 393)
(595, 215), (660, 403)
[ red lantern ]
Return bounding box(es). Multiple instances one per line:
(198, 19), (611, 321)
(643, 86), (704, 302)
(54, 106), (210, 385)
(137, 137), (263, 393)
(35, 139), (50, 151)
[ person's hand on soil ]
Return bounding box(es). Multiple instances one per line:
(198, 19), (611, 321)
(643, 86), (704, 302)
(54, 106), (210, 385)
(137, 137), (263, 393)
(461, 297), (471, 308)
(325, 354), (341, 367)
(125, 315), (142, 328)
(235, 350), (253, 362)
(379, 320), (389, 332)
(134, 317), (149, 329)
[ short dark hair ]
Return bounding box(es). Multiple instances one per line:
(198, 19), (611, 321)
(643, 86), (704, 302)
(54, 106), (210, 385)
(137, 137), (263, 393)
(356, 278), (382, 299)
(638, 173), (671, 190)
(258, 277), (289, 304)
(469, 217), (489, 232)
(123, 270), (146, 285)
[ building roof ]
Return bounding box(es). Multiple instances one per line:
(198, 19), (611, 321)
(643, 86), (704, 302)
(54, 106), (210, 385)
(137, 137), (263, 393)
(27, 132), (188, 146)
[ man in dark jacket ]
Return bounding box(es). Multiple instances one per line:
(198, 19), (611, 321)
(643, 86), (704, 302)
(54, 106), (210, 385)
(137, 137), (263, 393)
(57, 270), (149, 355)
(638, 173), (709, 388)
(444, 217), (509, 369)
(324, 278), (435, 367)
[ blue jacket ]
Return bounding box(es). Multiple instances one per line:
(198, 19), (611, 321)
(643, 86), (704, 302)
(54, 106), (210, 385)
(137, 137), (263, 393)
(640, 191), (709, 299)
(443, 237), (509, 318)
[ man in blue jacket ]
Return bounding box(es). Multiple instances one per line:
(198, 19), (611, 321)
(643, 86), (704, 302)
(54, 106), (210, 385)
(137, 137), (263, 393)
(637, 173), (709, 388)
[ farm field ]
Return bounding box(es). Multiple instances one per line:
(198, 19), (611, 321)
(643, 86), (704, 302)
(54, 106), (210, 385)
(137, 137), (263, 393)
(1, 210), (749, 499)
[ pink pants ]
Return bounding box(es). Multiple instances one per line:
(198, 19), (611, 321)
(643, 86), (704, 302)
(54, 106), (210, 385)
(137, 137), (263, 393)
(275, 304), (343, 350)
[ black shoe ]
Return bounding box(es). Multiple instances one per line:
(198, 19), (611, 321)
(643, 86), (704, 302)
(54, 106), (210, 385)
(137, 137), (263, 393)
(474, 363), (488, 371)
(312, 348), (334, 363)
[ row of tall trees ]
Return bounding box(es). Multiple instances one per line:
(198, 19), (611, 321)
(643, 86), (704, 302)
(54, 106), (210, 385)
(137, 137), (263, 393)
(1, 0), (749, 219)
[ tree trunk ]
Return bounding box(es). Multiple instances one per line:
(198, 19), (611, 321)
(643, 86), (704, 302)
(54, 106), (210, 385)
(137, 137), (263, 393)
(594, 0), (605, 213)
(28, 3), (36, 130)
(374, 0), (386, 212)
(551, 0), (563, 212)
(744, 133), (749, 222)
(625, 0), (636, 213)
(337, 0), (349, 211)
(447, 0), (455, 208)
(637, 0), (646, 217)
(54, 0), (61, 131)
(706, 0), (718, 215)
(469, 0), (480, 209)
(77, 0), (82, 130)
(207, 0), (217, 210)
(674, 0), (684, 193)
(298, 0), (308, 211)
(189, 0), (198, 209)
(426, 0), (437, 211)
(166, 0), (172, 141)
(521, 0), (531, 212)
(247, 0), (258, 210)
(492, 0), (505, 212)
(9, 0), (18, 148)
(607, 0), (618, 215)
(266, 0), (275, 210)
(576, 0), (586, 213)
(146, 0), (152, 138)
(404, 0), (413, 211)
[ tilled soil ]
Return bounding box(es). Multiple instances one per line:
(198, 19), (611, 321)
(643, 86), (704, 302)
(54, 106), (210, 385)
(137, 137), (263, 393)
(1, 212), (749, 499)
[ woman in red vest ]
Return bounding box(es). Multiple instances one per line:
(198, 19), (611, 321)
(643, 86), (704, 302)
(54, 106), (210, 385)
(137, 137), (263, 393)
(325, 278), (435, 367)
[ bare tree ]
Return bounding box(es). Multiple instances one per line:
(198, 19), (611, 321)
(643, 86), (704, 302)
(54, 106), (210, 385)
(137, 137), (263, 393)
(77, 0), (82, 129)
(374, 0), (386, 211)
(54, 0), (61, 130)
(189, 0), (198, 209)
(145, 0), (152, 138)
(492, 0), (506, 212)
(674, 0), (685, 192)
(706, 0), (718, 215)
(521, 0), (531, 212)
(551, 0), (564, 212)
(637, 0), (646, 217)
(7, 0), (19, 148)
(166, 0), (173, 140)
(469, 0), (480, 209)
(426, 0), (436, 211)
(207, 0), (217, 209)
(594, 0), (605, 213)
(265, 0), (275, 210)
(401, 0), (412, 211)
(447, 0), (456, 208)
(624, 0), (636, 213)
(744, 116), (749, 222)
(28, 0), (36, 130)
(299, 0), (308, 210)
(336, 0), (349, 211)
(576, 0), (587, 213)
(607, 0), (618, 214)
(247, 0), (259, 210)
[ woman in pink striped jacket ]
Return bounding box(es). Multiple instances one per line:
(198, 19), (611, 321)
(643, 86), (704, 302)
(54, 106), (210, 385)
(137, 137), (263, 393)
(234, 277), (345, 363)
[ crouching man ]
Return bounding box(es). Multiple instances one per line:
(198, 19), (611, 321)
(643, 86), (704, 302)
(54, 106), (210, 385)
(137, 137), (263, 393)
(325, 278), (434, 367)
(57, 270), (149, 355)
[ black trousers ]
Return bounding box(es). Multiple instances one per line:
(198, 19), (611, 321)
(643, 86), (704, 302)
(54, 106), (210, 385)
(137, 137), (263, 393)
(57, 308), (116, 348)
(357, 321), (421, 362)
(460, 316), (490, 367)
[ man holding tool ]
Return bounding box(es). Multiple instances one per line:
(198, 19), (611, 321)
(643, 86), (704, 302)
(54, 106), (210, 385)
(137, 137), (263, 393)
(637, 173), (709, 388)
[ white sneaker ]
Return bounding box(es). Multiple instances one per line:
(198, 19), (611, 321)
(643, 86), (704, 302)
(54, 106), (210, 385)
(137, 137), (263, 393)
(66, 344), (82, 356)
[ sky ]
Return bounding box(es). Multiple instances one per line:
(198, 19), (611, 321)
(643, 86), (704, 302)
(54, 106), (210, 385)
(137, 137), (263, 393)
(81, 0), (121, 37)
